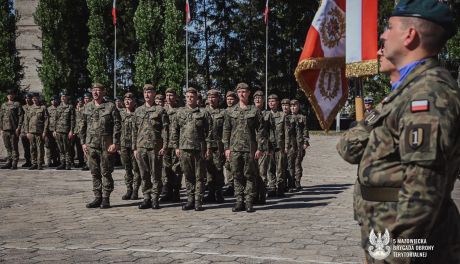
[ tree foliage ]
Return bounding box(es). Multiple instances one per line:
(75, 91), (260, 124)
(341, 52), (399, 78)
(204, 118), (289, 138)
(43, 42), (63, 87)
(0, 0), (22, 97)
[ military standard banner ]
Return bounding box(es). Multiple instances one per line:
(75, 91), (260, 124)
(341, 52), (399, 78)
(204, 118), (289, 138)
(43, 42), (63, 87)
(295, 0), (347, 131)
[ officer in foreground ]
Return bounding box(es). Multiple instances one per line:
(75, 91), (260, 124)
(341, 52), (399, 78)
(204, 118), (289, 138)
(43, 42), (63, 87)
(81, 83), (121, 209)
(337, 1), (460, 262)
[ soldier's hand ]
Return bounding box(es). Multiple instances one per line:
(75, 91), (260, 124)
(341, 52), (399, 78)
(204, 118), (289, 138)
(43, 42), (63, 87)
(15, 128), (20, 137)
(134, 150), (138, 159)
(53, 131), (57, 138)
(42, 133), (46, 139)
(68, 132), (74, 140)
(83, 144), (89, 154)
(304, 143), (309, 150)
(27, 133), (33, 141)
(159, 148), (165, 156)
(225, 149), (231, 161)
(205, 149), (211, 160)
(285, 148), (288, 154)
(107, 144), (118, 153)
(254, 150), (263, 160)
(175, 149), (181, 157)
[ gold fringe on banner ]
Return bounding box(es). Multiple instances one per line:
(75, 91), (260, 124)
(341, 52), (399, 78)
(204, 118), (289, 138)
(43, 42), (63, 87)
(294, 57), (345, 74)
(345, 59), (378, 78)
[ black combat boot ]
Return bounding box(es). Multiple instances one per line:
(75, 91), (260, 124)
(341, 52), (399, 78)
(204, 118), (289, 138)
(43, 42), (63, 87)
(1, 161), (12, 169)
(276, 189), (286, 198)
(182, 198), (194, 211)
(37, 164), (43, 170)
(56, 163), (66, 170)
(246, 202), (255, 213)
(295, 181), (301, 191)
(28, 164), (38, 170)
(100, 197), (111, 209)
(122, 189), (133, 200)
(171, 188), (180, 202)
(21, 161), (31, 168)
(86, 197), (102, 208)
(138, 199), (152, 209)
(267, 188), (276, 198)
(151, 197), (160, 209)
(232, 201), (245, 212)
(159, 186), (172, 202)
(66, 164), (71, 170)
(203, 187), (216, 203)
(195, 198), (204, 211)
(223, 185), (234, 196)
(81, 164), (89, 171)
(11, 161), (18, 170)
(215, 190), (225, 204)
(131, 188), (139, 200)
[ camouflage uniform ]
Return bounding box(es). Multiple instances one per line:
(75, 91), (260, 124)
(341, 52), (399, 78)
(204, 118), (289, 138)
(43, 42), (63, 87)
(46, 103), (60, 166)
(0, 99), (23, 167)
(290, 106), (309, 189)
(171, 103), (212, 208)
(21, 102), (32, 166)
(223, 91), (237, 195)
(73, 103), (85, 167)
(80, 99), (121, 199)
(338, 58), (460, 263)
(119, 108), (141, 198)
(24, 104), (49, 169)
(223, 102), (266, 209)
(133, 100), (169, 204)
(55, 101), (76, 169)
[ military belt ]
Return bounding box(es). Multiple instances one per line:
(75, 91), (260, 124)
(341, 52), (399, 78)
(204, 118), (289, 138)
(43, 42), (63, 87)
(360, 184), (399, 202)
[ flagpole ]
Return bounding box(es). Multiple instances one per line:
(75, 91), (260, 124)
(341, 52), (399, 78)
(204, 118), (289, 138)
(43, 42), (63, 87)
(265, 17), (268, 110)
(114, 23), (117, 98)
(186, 25), (189, 89)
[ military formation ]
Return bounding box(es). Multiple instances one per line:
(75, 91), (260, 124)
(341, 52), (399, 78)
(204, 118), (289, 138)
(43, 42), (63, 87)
(1, 82), (310, 213)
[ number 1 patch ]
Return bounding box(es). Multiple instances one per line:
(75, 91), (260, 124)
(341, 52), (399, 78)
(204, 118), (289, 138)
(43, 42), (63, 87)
(405, 124), (430, 151)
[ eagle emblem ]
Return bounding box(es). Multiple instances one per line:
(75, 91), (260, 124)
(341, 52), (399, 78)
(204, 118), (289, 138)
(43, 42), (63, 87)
(368, 229), (391, 260)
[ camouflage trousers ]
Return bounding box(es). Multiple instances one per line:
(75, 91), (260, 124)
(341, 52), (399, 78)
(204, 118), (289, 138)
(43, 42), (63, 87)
(56, 132), (72, 166)
(162, 148), (182, 193)
(87, 146), (115, 198)
(268, 150), (286, 191)
(29, 133), (44, 166)
(137, 148), (162, 200)
(180, 149), (206, 203)
(73, 135), (85, 164)
(231, 151), (257, 204)
(257, 152), (270, 186)
(21, 133), (31, 162)
(206, 148), (225, 192)
(120, 146), (141, 191)
(2, 130), (19, 162)
(44, 132), (59, 164)
(224, 160), (233, 187)
(287, 148), (302, 188)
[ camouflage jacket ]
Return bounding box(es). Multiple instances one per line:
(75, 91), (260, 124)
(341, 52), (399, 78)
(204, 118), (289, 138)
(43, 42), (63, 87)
(74, 107), (84, 135)
(0, 101), (23, 131)
(206, 106), (225, 150)
(80, 101), (121, 149)
(291, 113), (309, 147)
(222, 104), (267, 153)
(119, 109), (136, 148)
(171, 106), (212, 151)
(165, 105), (179, 149)
(285, 114), (297, 149)
(24, 105), (49, 134)
(132, 104), (169, 150)
(21, 104), (32, 133)
(269, 110), (290, 151)
(47, 105), (59, 132)
(55, 103), (76, 134)
(337, 58), (460, 261)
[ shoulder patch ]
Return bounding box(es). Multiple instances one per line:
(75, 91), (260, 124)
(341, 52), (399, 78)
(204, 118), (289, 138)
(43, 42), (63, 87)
(410, 100), (429, 112)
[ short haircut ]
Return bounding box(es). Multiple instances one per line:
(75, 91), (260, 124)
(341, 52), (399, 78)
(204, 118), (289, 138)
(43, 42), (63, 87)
(400, 17), (448, 54)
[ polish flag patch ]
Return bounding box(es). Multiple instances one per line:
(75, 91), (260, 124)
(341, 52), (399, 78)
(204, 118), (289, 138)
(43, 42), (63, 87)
(411, 100), (429, 112)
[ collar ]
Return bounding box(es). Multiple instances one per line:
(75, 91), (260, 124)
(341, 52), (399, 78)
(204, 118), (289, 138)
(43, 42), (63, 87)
(391, 59), (427, 91)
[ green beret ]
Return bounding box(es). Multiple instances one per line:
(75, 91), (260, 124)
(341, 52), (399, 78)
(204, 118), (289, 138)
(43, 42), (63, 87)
(186, 87), (198, 94)
(207, 89), (220, 96)
(267, 94), (279, 100)
(290, 99), (299, 105)
(155, 94), (165, 100)
(84, 92), (92, 98)
(124, 92), (135, 99)
(226, 91), (237, 98)
(143, 84), (155, 91)
(59, 90), (68, 96)
(165, 88), (177, 94)
(253, 90), (264, 97)
(281, 99), (290, 105)
(92, 83), (105, 89)
(236, 82), (249, 91)
(391, 0), (457, 38)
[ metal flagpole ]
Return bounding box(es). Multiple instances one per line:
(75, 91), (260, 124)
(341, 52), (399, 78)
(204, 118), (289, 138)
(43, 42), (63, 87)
(186, 25), (189, 89)
(265, 17), (268, 110)
(114, 24), (117, 98)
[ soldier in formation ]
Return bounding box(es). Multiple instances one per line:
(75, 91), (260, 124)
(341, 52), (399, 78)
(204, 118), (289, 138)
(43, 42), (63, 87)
(21, 93), (33, 167)
(24, 93), (49, 170)
(81, 83), (121, 209)
(289, 100), (309, 192)
(223, 91), (237, 196)
(253, 90), (270, 204)
(54, 91), (76, 170)
(73, 97), (86, 169)
(45, 96), (60, 168)
(0, 89), (23, 170)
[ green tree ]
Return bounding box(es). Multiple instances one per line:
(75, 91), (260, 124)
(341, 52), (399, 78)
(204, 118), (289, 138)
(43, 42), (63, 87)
(160, 0), (184, 93)
(87, 0), (111, 89)
(0, 0), (22, 97)
(133, 0), (163, 91)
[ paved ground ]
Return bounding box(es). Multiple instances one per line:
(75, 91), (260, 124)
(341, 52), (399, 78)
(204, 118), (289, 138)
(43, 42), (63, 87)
(0, 135), (459, 264)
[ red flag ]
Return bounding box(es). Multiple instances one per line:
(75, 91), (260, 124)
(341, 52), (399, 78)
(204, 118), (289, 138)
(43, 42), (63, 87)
(294, 0), (347, 131)
(112, 0), (117, 26)
(263, 0), (269, 24)
(185, 0), (191, 24)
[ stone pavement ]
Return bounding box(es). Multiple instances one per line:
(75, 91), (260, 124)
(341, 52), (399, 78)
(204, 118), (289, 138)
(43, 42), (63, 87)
(0, 135), (459, 264)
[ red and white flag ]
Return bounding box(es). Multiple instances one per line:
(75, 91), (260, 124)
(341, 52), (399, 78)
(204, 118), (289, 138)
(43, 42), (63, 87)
(345, 0), (378, 77)
(112, 0), (117, 26)
(294, 0), (347, 131)
(263, 0), (269, 24)
(185, 0), (191, 24)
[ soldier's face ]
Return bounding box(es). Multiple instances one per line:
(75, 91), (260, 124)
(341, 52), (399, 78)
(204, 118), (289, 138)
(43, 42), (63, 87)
(166, 93), (176, 105)
(380, 17), (407, 67)
(377, 48), (397, 75)
(208, 95), (219, 107)
(25, 98), (32, 104)
(253, 96), (264, 108)
(237, 89), (250, 104)
(52, 100), (59, 106)
(226, 97), (236, 107)
(32, 97), (39, 105)
(84, 97), (90, 104)
(290, 104), (299, 114)
(282, 104), (290, 114)
(77, 101), (84, 107)
(92, 88), (103, 101)
(155, 98), (164, 107)
(116, 100), (123, 108)
(61, 95), (69, 104)
(124, 97), (135, 109)
(364, 103), (373, 111)
(144, 90), (155, 104)
(268, 99), (278, 110)
(186, 92), (198, 108)
(7, 95), (14, 101)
